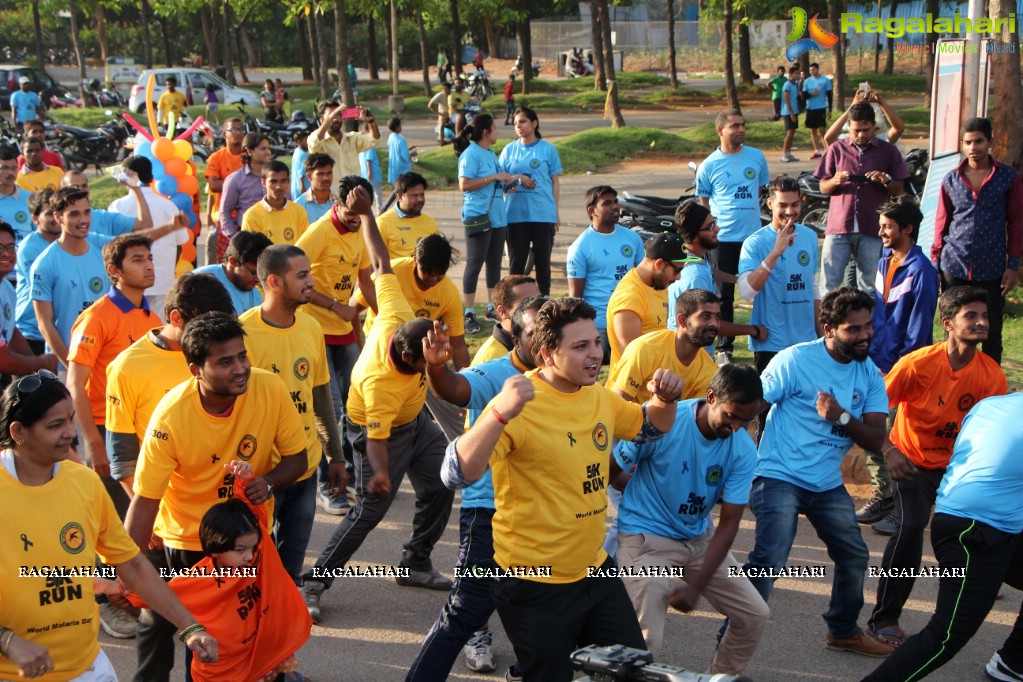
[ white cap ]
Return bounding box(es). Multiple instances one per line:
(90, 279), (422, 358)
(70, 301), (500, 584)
(18, 76), (30, 85)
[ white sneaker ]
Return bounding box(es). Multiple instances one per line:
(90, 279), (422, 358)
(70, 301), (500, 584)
(987, 652), (1023, 681)
(464, 629), (496, 673)
(780, 153), (799, 163)
(99, 602), (137, 639)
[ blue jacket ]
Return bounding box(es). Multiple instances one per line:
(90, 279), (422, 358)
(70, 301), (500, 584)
(870, 245), (939, 373)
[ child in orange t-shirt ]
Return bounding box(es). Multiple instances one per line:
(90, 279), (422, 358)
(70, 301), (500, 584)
(102, 461), (312, 681)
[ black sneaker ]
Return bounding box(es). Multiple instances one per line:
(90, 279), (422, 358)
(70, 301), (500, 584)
(987, 652), (1023, 681)
(484, 305), (499, 321)
(464, 311), (481, 334)
(872, 508), (900, 536)
(856, 495), (894, 525)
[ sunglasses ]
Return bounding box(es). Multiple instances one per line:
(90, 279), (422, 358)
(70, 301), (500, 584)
(11, 370), (58, 410)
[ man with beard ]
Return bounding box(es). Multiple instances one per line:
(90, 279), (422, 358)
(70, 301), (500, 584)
(308, 100), (379, 179)
(738, 287), (893, 658)
(696, 109), (770, 365)
(605, 232), (700, 373)
(737, 174), (822, 439)
(377, 172), (439, 261)
(239, 244), (345, 584)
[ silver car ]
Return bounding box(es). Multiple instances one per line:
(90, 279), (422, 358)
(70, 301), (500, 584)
(128, 68), (261, 114)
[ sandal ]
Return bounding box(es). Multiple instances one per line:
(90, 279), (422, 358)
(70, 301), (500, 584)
(866, 626), (905, 648)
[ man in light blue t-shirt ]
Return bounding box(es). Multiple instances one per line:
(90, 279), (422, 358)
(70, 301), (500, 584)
(802, 63), (833, 160)
(193, 230), (271, 316)
(696, 110), (769, 366)
(780, 66), (801, 163)
(10, 78), (43, 128)
(740, 287), (892, 659)
(566, 185), (644, 363)
(614, 365), (767, 673)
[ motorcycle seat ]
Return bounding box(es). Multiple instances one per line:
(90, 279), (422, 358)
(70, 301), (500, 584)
(58, 125), (105, 140)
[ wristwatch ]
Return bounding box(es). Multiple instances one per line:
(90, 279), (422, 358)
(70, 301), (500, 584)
(837, 411), (851, 426)
(265, 481), (274, 497)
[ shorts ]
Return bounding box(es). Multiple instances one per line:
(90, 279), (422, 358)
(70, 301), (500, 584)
(205, 103), (219, 113)
(805, 107), (826, 128)
(783, 115), (799, 131)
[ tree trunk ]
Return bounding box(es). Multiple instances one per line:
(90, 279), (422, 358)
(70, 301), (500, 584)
(68, 0), (86, 103)
(484, 15), (498, 58)
(140, 0), (153, 69)
(923, 0), (938, 107)
(96, 4), (109, 65)
(240, 24), (257, 68)
(723, 0), (740, 111)
(517, 15), (533, 94)
(31, 0), (46, 73)
(417, 12), (432, 96)
(738, 7), (756, 85)
(667, 0), (678, 88)
(298, 16), (313, 81)
(449, 0), (462, 74)
(596, 0), (624, 127)
(390, 0), (400, 95)
(222, 1), (235, 85)
(335, 0), (355, 106)
(383, 10), (393, 76)
(991, 0), (1023, 167)
(590, 0), (606, 90)
(201, 5), (217, 67)
(367, 14), (381, 81)
(314, 9), (331, 98)
(235, 24), (249, 82)
(159, 16), (173, 67)
(828, 0), (846, 109)
(306, 13), (321, 87)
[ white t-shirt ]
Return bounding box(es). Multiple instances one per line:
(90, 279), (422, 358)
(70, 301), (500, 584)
(108, 187), (188, 296)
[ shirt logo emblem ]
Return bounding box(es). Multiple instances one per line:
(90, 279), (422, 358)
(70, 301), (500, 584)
(237, 434), (258, 461)
(15, 211), (26, 224)
(744, 167), (756, 179)
(621, 245), (633, 258)
(851, 390), (863, 408)
(706, 465), (723, 485)
(284, 227), (295, 241)
(798, 250), (810, 266)
(88, 277), (103, 293)
(592, 423), (609, 451)
(294, 357), (310, 381)
(59, 522), (86, 555)
(958, 393), (976, 413)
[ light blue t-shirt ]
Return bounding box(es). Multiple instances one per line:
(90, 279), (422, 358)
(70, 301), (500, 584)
(498, 139), (563, 224)
(358, 148), (382, 188)
(193, 264), (263, 316)
(291, 147), (309, 200)
(90, 208), (135, 237)
(459, 353), (524, 509)
(936, 394), (1023, 534)
(565, 225), (644, 330)
(615, 399), (757, 540)
(294, 192), (333, 224)
(780, 80), (799, 117)
(757, 338), (888, 492)
(11, 90), (41, 124)
(30, 237), (114, 350)
(458, 142), (507, 228)
(666, 257), (716, 331)
(15, 231), (52, 341)
(0, 279), (16, 346)
(387, 132), (411, 184)
(0, 189), (32, 242)
(696, 146), (769, 243)
(802, 75), (832, 110)
(739, 224), (818, 353)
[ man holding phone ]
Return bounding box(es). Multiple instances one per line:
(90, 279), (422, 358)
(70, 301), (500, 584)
(816, 103), (908, 296)
(309, 100), (380, 179)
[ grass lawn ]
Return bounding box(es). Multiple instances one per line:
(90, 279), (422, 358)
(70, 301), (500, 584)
(679, 120), (816, 150)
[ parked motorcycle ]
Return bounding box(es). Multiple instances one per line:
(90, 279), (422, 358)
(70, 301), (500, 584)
(84, 80), (126, 109)
(53, 109), (132, 172)
(511, 56), (541, 79)
(794, 171), (829, 234)
(465, 69), (494, 101)
(619, 162), (701, 241)
(236, 104), (313, 159)
(903, 147), (929, 198)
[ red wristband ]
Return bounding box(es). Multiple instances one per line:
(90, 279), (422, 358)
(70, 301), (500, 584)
(492, 408), (508, 425)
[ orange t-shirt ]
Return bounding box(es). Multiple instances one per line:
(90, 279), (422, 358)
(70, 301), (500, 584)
(128, 477), (311, 682)
(67, 291), (162, 425)
(204, 148), (244, 222)
(887, 342), (1007, 469)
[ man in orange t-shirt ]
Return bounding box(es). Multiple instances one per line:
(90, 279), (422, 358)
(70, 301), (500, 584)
(866, 285), (1007, 647)
(203, 119), (245, 263)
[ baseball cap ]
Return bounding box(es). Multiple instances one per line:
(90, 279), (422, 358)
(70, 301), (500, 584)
(18, 76), (30, 85)
(644, 232), (703, 265)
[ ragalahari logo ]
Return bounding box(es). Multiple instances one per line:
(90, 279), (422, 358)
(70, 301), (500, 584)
(786, 8), (840, 61)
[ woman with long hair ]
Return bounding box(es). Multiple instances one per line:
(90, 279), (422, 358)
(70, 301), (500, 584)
(218, 132), (271, 261)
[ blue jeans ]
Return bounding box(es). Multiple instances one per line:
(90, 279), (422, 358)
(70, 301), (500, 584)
(319, 341), (360, 484)
(406, 507), (498, 682)
(274, 474), (317, 584)
(821, 233), (883, 295)
(744, 476), (869, 638)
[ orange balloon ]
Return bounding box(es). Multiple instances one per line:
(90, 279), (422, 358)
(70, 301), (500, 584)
(172, 139), (193, 161)
(164, 157), (186, 178)
(177, 174), (199, 196)
(179, 240), (197, 263)
(151, 138), (174, 162)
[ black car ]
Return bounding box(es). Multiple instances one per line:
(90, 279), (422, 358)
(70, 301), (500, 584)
(0, 65), (63, 111)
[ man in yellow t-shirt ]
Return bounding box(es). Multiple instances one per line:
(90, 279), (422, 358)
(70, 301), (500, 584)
(301, 184), (455, 624)
(16, 137), (62, 192)
(239, 243), (344, 584)
(376, 172), (439, 260)
(471, 274), (541, 367)
(157, 76), (187, 126)
(606, 232), (701, 372)
(442, 296), (683, 679)
(241, 160), (309, 245)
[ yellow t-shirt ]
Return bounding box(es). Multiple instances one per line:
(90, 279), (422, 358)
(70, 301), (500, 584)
(134, 369), (307, 551)
(295, 213), (368, 337)
(239, 307), (330, 480)
(377, 209), (440, 260)
(0, 460), (139, 682)
(607, 328), (716, 404)
(471, 333), (511, 367)
(240, 199), (309, 245)
(484, 370), (644, 583)
(345, 273), (425, 439)
(605, 267), (670, 373)
(353, 257), (464, 336)
(16, 165), (62, 193)
(105, 331), (192, 444)
(157, 90), (187, 124)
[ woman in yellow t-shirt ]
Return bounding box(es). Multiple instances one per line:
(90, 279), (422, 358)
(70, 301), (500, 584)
(0, 371), (218, 681)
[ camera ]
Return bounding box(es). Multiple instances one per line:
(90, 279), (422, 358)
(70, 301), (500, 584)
(571, 645), (753, 682)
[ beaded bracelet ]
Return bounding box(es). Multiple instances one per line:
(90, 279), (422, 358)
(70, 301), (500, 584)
(178, 623), (206, 642)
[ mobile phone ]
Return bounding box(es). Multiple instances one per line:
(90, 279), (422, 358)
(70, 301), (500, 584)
(849, 174), (869, 182)
(858, 81), (869, 95)
(341, 107), (361, 120)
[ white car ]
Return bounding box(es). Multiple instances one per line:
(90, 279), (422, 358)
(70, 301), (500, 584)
(128, 68), (261, 114)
